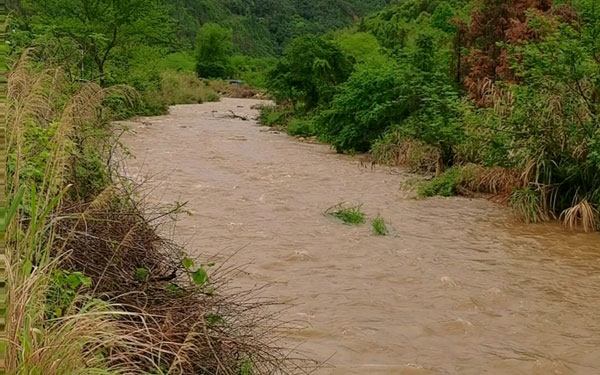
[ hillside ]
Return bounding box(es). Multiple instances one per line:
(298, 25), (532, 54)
(168, 0), (394, 55)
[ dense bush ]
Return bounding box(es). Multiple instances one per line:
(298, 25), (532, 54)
(316, 64), (403, 152)
(231, 55), (277, 88)
(195, 23), (234, 79)
(268, 35), (355, 110)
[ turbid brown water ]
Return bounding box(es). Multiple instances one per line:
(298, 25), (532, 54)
(123, 98), (600, 375)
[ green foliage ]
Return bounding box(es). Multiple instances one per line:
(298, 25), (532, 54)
(167, 0), (393, 56)
(21, 0), (173, 84)
(510, 188), (546, 224)
(8, 121), (58, 188)
(417, 167), (463, 197)
(431, 2), (457, 33)
(316, 63), (401, 152)
(316, 61), (464, 154)
(158, 52), (196, 72)
(195, 23), (234, 79)
(259, 106), (293, 127)
(182, 257), (210, 286)
(191, 268), (209, 286)
(135, 268), (150, 283)
(372, 215), (389, 235)
(268, 35), (355, 109)
(47, 271), (92, 319)
(231, 55), (277, 88)
(157, 71), (219, 105)
(71, 149), (110, 201)
(465, 12), (600, 221)
(287, 118), (316, 137)
(333, 31), (391, 66)
(326, 203), (366, 225)
(238, 357), (255, 375)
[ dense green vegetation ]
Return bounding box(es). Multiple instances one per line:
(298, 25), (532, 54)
(265, 0), (600, 231)
(9, 0), (393, 115)
(169, 0), (394, 55)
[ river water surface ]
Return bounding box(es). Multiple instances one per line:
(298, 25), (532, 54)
(123, 98), (600, 375)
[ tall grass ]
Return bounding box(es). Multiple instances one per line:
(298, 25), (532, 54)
(156, 71), (220, 106)
(5, 57), (144, 374)
(0, 1), (9, 371)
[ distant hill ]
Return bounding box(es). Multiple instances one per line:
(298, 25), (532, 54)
(167, 0), (394, 55)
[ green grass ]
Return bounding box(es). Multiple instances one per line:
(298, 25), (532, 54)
(510, 187), (547, 223)
(371, 215), (389, 235)
(417, 167), (463, 197)
(326, 203), (366, 225)
(287, 118), (316, 137)
(258, 106), (292, 127)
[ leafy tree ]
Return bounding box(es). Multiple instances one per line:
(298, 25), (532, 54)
(431, 2), (456, 32)
(268, 35), (354, 109)
(334, 31), (391, 67)
(316, 62), (463, 155)
(22, 0), (173, 85)
(195, 23), (234, 79)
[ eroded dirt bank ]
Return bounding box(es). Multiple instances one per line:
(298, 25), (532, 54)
(123, 98), (600, 375)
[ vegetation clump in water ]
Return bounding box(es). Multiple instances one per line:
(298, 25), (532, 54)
(372, 215), (389, 236)
(326, 203), (366, 225)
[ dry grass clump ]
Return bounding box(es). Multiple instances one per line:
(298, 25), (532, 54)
(371, 138), (440, 173)
(158, 71), (220, 105)
(55, 184), (313, 375)
(560, 198), (598, 233)
(457, 163), (528, 200)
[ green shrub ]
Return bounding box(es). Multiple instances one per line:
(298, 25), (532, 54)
(46, 270), (91, 319)
(287, 118), (316, 137)
(158, 71), (219, 105)
(316, 64), (403, 152)
(231, 55), (277, 89)
(71, 149), (110, 201)
(417, 167), (463, 197)
(159, 52), (196, 72)
(268, 35), (355, 109)
(315, 61), (464, 155)
(258, 106), (293, 127)
(195, 23), (234, 79)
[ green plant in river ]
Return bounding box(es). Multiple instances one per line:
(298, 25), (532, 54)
(326, 203), (366, 225)
(372, 215), (389, 235)
(510, 187), (548, 224)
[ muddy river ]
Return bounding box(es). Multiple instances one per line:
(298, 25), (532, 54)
(123, 98), (600, 375)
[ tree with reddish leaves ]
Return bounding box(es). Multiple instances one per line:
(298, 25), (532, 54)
(463, 0), (554, 105)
